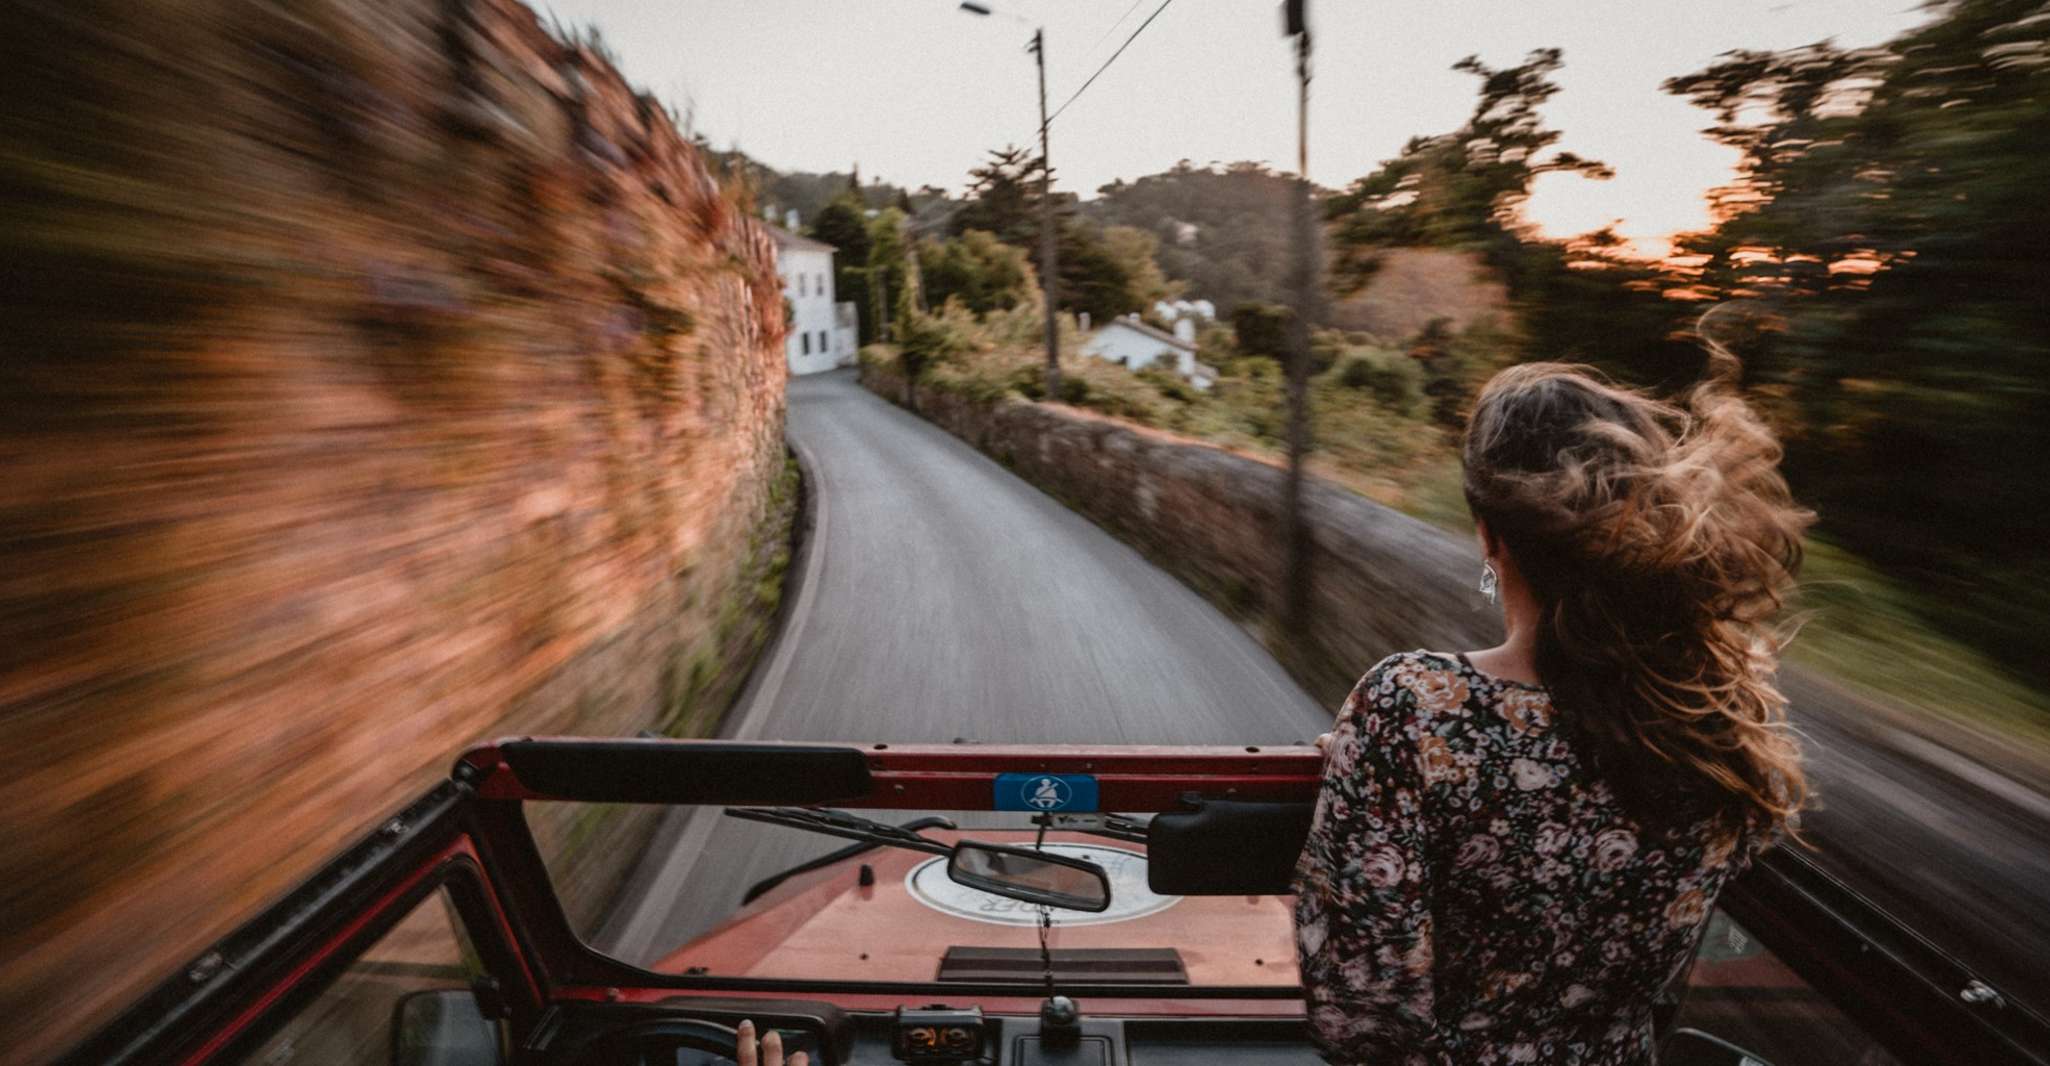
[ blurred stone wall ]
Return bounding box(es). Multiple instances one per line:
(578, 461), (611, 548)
(860, 362), (1501, 704)
(0, 1), (788, 1061)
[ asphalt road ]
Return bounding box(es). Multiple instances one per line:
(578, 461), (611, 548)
(602, 369), (2050, 1023)
(1787, 673), (2050, 1018)
(600, 370), (1327, 961)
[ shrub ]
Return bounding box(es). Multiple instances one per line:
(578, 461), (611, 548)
(1231, 302), (1291, 359)
(857, 344), (895, 372)
(1336, 349), (1423, 413)
(1135, 365), (1195, 403)
(896, 308), (970, 383)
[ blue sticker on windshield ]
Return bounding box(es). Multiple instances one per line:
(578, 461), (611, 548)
(994, 772), (1099, 813)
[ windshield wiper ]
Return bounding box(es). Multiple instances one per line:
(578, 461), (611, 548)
(737, 814), (958, 905)
(724, 806), (955, 856)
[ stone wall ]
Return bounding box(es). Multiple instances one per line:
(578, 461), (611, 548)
(0, 2), (789, 1060)
(861, 362), (1501, 705)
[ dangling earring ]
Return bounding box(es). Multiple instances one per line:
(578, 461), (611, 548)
(1479, 561), (1499, 605)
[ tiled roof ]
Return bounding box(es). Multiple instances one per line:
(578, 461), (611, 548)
(766, 223), (837, 254)
(1101, 315), (1196, 352)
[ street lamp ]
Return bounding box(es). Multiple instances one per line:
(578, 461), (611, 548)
(960, 2), (1062, 401)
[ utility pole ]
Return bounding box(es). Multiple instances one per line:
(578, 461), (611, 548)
(1281, 0), (1316, 635)
(961, 3), (1060, 398)
(1032, 28), (1061, 400)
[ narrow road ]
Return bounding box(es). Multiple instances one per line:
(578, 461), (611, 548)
(601, 370), (1326, 960)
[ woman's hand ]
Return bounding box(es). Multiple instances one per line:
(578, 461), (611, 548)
(736, 1020), (808, 1066)
(1315, 732), (1333, 752)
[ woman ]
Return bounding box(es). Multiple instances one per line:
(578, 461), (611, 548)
(1294, 353), (1811, 1066)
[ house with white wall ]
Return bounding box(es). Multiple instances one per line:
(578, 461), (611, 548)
(769, 219), (858, 376)
(1081, 314), (1216, 390)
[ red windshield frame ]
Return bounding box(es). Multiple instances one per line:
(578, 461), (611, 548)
(459, 739), (1326, 810)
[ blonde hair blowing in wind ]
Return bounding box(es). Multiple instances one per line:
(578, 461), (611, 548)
(1461, 321), (1814, 838)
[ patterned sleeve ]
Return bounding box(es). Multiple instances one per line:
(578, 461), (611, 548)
(1293, 655), (1440, 1060)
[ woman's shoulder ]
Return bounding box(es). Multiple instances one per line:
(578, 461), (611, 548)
(1359, 648), (1463, 686)
(1356, 650), (1475, 703)
(1344, 650), (1474, 727)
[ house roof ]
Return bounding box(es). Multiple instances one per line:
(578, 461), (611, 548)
(1101, 314), (1197, 352)
(766, 223), (837, 254)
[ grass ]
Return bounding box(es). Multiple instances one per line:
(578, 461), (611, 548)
(1784, 539), (2050, 756)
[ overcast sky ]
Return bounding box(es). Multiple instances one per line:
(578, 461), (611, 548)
(539, 0), (1930, 255)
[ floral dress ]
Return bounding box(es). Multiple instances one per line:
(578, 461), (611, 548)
(1293, 651), (1754, 1066)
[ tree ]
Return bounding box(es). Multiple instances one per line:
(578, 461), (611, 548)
(918, 230), (1036, 315)
(1661, 0), (2050, 678)
(1097, 225), (1183, 311)
(1053, 221), (1140, 325)
(944, 145), (1184, 328)
(864, 208), (911, 343)
(808, 193), (874, 343)
(1324, 48), (1691, 379)
(1232, 303), (1292, 360)
(1325, 49), (1613, 286)
(951, 145), (1048, 246)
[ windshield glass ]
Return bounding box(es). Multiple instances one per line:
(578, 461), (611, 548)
(526, 802), (1298, 990)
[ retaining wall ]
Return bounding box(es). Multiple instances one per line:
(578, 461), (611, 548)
(1, 2), (790, 1059)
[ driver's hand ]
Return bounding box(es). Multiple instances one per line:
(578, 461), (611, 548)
(737, 1020), (808, 1066)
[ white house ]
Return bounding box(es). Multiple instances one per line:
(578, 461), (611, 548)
(1081, 314), (1217, 390)
(769, 219), (859, 376)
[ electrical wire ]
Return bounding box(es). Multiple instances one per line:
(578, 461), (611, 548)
(1041, 0), (1177, 131)
(1077, 0), (1150, 70)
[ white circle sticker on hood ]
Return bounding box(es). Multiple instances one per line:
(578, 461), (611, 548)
(904, 844), (1182, 926)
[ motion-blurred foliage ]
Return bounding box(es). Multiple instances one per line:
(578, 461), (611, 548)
(1659, 0), (2050, 681)
(1323, 1), (2050, 694)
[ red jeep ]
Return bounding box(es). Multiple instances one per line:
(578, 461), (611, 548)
(59, 740), (2050, 1065)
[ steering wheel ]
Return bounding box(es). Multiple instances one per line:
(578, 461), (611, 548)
(558, 1018), (749, 1066)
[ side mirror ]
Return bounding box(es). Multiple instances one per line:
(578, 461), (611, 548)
(947, 841), (1112, 913)
(1660, 1027), (1774, 1066)
(391, 989), (503, 1066)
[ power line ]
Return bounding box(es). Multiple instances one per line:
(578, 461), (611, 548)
(1042, 0), (1177, 130)
(1077, 0), (1150, 70)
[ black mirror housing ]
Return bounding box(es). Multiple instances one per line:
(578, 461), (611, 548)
(1147, 799), (1313, 895)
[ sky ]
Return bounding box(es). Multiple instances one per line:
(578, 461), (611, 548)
(538, 0), (1932, 257)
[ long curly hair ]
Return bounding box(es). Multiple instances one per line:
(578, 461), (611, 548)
(1461, 337), (1813, 837)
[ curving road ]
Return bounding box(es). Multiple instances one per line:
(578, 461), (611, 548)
(601, 370), (1327, 960)
(601, 370), (2050, 1025)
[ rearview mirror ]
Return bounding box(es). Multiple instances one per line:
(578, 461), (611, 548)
(391, 989), (503, 1066)
(946, 842), (1112, 912)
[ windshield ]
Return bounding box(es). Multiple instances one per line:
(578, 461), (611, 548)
(526, 801), (1298, 991)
